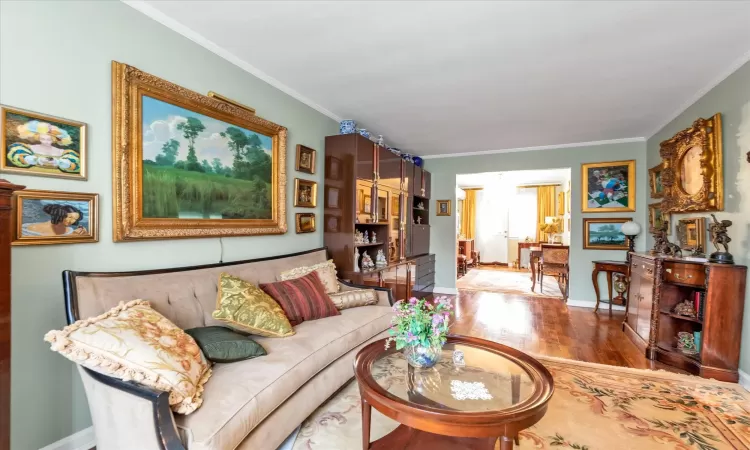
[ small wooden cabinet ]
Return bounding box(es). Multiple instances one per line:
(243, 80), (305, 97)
(624, 253), (747, 382)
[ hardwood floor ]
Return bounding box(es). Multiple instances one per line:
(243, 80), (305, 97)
(446, 289), (682, 373)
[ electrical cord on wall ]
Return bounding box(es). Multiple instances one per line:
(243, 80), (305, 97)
(219, 237), (224, 263)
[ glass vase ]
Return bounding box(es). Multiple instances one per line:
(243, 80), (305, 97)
(404, 343), (442, 369)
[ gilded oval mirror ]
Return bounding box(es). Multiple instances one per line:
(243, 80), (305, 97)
(679, 145), (703, 195)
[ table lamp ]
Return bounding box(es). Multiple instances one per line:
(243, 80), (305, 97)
(621, 220), (641, 260)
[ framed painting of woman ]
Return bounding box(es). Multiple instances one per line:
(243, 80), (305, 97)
(12, 189), (98, 245)
(1, 106), (86, 180)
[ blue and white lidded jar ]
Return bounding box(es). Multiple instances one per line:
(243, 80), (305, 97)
(358, 128), (370, 138)
(339, 120), (356, 134)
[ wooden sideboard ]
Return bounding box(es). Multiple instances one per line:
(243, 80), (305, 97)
(624, 252), (747, 382)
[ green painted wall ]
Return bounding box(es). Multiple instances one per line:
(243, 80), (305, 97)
(646, 61), (750, 374)
(425, 141), (648, 303)
(0, 2), (337, 449)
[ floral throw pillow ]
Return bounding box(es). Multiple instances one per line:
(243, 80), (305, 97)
(44, 300), (211, 415)
(278, 259), (340, 294)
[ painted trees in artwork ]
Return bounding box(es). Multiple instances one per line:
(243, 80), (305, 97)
(177, 117), (206, 172)
(155, 139), (180, 166)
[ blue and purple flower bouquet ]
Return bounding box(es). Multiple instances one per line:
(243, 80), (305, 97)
(385, 297), (454, 368)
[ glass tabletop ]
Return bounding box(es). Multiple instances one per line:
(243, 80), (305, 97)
(371, 342), (534, 412)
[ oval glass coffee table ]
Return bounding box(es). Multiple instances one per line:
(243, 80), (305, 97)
(354, 335), (554, 450)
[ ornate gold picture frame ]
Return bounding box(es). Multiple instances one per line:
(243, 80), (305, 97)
(295, 213), (315, 233)
(580, 160), (635, 213)
(648, 161), (665, 199)
(112, 61), (287, 241)
(659, 114), (723, 213)
(12, 189), (98, 246)
(436, 199), (451, 216)
(648, 203), (670, 234)
(676, 217), (706, 255)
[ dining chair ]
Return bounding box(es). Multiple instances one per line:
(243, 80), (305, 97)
(539, 244), (570, 301)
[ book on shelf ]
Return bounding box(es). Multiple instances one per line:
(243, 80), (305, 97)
(694, 291), (706, 320)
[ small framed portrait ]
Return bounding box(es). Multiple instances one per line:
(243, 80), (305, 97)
(294, 179), (317, 208)
(648, 203), (670, 233)
(326, 156), (341, 180)
(583, 217), (630, 250)
(12, 189), (98, 245)
(363, 195), (372, 214)
(326, 186), (340, 209)
(325, 214), (340, 232)
(1, 105), (87, 180)
(295, 213), (315, 233)
(436, 199), (451, 216)
(581, 160), (635, 213)
(295, 144), (316, 174)
(391, 196), (399, 216)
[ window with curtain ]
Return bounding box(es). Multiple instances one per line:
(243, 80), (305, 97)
(508, 188), (537, 240)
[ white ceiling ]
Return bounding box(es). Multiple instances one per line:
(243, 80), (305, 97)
(128, 1), (750, 157)
(457, 169), (570, 188)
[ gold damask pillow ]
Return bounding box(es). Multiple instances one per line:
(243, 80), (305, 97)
(44, 300), (211, 415)
(279, 259), (340, 294)
(212, 273), (295, 337)
(328, 289), (378, 310)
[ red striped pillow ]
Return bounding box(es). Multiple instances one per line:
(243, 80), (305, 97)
(260, 271), (340, 326)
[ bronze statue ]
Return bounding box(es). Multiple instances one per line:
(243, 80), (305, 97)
(651, 223), (682, 257)
(709, 214), (733, 264)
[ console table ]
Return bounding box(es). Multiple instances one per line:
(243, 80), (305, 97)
(591, 260), (629, 312)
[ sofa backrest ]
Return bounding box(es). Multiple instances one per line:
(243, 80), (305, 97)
(63, 247), (328, 329)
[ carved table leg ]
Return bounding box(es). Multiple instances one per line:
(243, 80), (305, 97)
(531, 256), (537, 292)
(361, 398), (371, 450)
(606, 271), (614, 312)
(592, 266), (601, 312)
(500, 436), (514, 450)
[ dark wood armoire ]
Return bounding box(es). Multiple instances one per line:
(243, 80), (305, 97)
(324, 134), (434, 299)
(0, 179), (24, 450)
(624, 252), (747, 382)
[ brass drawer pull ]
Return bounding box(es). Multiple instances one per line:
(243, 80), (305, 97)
(646, 268), (653, 275)
(674, 273), (692, 280)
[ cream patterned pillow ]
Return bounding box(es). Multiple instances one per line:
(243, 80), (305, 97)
(44, 300), (211, 415)
(279, 259), (340, 294)
(328, 289), (378, 310)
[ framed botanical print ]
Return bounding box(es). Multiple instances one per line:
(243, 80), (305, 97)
(295, 213), (315, 233)
(436, 200), (451, 216)
(648, 161), (665, 199)
(583, 217), (630, 250)
(295, 144), (316, 174)
(12, 189), (98, 245)
(648, 203), (670, 233)
(294, 179), (317, 208)
(325, 186), (340, 209)
(581, 160), (635, 213)
(1, 105), (86, 180)
(112, 62), (287, 241)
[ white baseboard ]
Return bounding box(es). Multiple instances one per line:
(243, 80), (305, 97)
(433, 287), (458, 295)
(566, 299), (626, 311)
(39, 426), (95, 450)
(739, 370), (750, 392)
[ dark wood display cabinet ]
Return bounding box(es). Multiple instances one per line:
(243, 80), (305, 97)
(624, 252), (747, 382)
(324, 134), (433, 301)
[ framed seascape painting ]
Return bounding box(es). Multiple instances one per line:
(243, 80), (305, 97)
(1, 106), (86, 180)
(581, 160), (635, 213)
(583, 218), (629, 250)
(112, 61), (287, 241)
(12, 189), (98, 246)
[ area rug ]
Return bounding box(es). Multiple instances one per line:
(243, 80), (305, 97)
(457, 268), (563, 298)
(293, 355), (750, 449)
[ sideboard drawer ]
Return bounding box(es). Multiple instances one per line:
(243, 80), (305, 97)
(630, 257), (655, 280)
(663, 261), (706, 287)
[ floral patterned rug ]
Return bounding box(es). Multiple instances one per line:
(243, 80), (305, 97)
(293, 355), (750, 449)
(457, 268), (564, 298)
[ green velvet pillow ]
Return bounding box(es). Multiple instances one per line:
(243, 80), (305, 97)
(185, 326), (267, 363)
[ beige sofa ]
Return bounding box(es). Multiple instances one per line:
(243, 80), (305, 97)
(63, 248), (394, 450)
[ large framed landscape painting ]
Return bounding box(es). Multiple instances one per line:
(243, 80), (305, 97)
(112, 61), (287, 241)
(583, 217), (629, 250)
(581, 160), (635, 213)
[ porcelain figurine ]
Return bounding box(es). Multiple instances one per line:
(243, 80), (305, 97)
(371, 231), (377, 243)
(377, 135), (384, 146)
(677, 331), (698, 355)
(361, 252), (375, 271)
(354, 230), (364, 244)
(354, 248), (360, 272)
(416, 216), (422, 224)
(375, 249), (387, 267)
(358, 128), (370, 139)
(417, 202), (425, 210)
(363, 230), (369, 243)
(339, 120), (356, 134)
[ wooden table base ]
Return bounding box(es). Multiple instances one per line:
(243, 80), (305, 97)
(369, 424), (501, 450)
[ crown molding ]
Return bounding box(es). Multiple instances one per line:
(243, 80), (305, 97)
(122, 0), (343, 123)
(646, 49), (750, 139)
(421, 137), (645, 159)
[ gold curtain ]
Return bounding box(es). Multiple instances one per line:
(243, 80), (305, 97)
(460, 189), (477, 239)
(536, 186), (556, 242)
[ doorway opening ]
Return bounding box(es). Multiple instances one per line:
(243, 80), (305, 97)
(455, 168), (572, 300)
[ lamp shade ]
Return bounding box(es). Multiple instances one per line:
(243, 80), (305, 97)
(621, 221), (641, 236)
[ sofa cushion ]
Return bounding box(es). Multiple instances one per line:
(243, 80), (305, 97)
(176, 305), (393, 450)
(260, 272), (340, 326)
(278, 259), (340, 294)
(328, 288), (379, 310)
